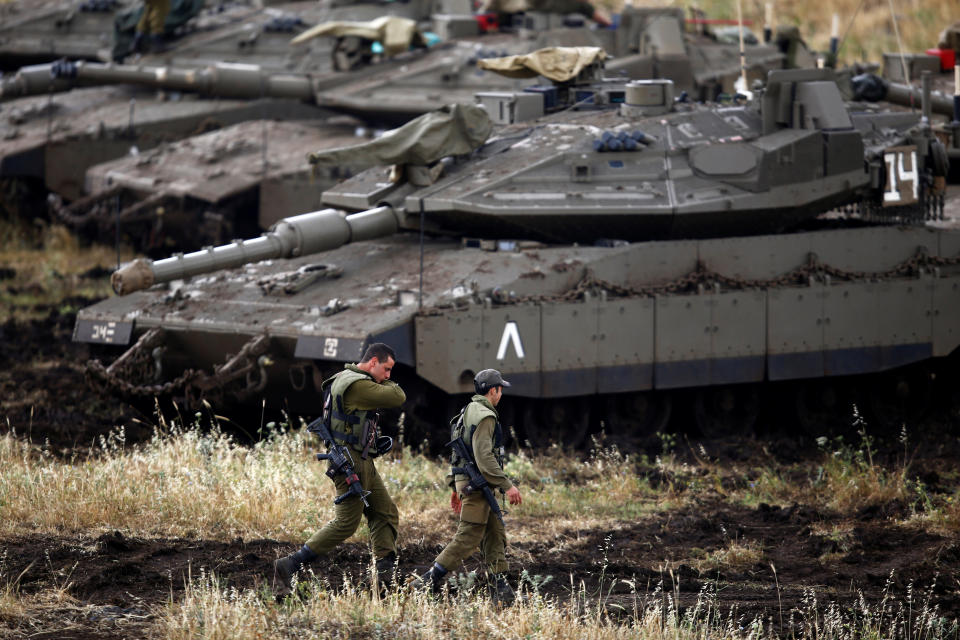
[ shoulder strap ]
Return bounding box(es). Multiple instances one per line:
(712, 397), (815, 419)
(327, 369), (373, 446)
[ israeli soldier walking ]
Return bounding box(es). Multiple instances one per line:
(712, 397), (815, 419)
(413, 369), (522, 605)
(273, 343), (406, 597)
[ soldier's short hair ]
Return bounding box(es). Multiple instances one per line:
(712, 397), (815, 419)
(360, 342), (396, 364)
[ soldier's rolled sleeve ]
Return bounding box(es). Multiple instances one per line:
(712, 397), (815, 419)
(344, 379), (406, 410)
(472, 416), (512, 492)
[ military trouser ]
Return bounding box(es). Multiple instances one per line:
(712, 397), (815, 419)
(435, 482), (507, 574)
(305, 455), (399, 560)
(137, 0), (170, 35)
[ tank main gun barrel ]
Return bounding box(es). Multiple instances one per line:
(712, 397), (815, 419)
(111, 206), (399, 295)
(0, 60), (315, 102)
(851, 73), (955, 118)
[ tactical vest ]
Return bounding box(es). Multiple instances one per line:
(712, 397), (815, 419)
(324, 368), (377, 453)
(451, 398), (505, 471)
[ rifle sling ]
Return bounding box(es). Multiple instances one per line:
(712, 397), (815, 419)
(331, 429), (359, 445)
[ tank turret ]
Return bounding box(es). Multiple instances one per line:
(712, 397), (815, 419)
(109, 66), (951, 293)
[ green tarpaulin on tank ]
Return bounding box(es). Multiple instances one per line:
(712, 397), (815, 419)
(477, 46), (607, 82)
(308, 103), (492, 170)
(290, 16), (424, 57)
(112, 0), (206, 62)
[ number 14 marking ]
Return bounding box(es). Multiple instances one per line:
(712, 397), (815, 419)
(883, 148), (918, 205)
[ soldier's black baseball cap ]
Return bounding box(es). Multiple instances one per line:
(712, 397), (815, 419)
(474, 369), (511, 392)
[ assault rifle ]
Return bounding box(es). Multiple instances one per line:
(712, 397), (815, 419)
(447, 436), (505, 526)
(307, 416), (371, 507)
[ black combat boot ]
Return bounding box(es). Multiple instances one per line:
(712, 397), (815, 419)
(489, 573), (515, 607)
(130, 31), (145, 54)
(375, 552), (398, 592)
(272, 544), (318, 598)
(147, 34), (167, 54)
(409, 562), (447, 596)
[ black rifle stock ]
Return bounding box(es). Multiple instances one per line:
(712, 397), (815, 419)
(307, 416), (371, 507)
(447, 436), (505, 526)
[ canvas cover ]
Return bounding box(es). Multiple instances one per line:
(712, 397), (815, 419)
(308, 104), (492, 170)
(477, 47), (607, 82)
(291, 16), (424, 56)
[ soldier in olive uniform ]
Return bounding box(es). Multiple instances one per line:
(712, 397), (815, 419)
(132, 0), (171, 53)
(273, 343), (406, 597)
(413, 369), (522, 605)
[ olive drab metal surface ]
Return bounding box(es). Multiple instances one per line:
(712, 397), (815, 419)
(1, 4), (804, 253)
(71, 45), (960, 441)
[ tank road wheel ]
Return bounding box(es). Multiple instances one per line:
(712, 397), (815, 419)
(793, 378), (856, 438)
(694, 384), (760, 438)
(603, 391), (672, 435)
(520, 398), (591, 449)
(859, 364), (934, 433)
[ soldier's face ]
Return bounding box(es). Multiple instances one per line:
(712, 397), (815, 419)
(490, 386), (502, 406)
(369, 356), (395, 383)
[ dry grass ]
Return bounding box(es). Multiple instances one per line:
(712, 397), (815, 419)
(1, 418), (959, 638)
(152, 569), (960, 640)
(726, 415), (960, 535)
(0, 219), (131, 322)
(0, 418), (672, 543)
(691, 538), (765, 573)
(2, 414), (957, 544)
(611, 0), (952, 67)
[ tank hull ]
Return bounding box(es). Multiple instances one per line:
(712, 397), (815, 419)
(74, 220), (960, 439)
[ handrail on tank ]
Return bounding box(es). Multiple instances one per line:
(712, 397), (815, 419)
(111, 206), (399, 295)
(0, 60), (315, 102)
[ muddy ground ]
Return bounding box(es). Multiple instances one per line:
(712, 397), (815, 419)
(0, 305), (151, 451)
(2, 488), (959, 639)
(1, 309), (959, 639)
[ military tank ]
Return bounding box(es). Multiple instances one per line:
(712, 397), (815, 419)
(1, 6), (801, 249)
(72, 64), (959, 447)
(0, 0), (133, 67)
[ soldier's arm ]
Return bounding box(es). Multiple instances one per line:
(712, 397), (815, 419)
(343, 379), (406, 410)
(472, 417), (513, 492)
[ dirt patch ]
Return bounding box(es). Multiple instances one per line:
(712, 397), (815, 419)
(2, 496), (959, 637)
(0, 307), (151, 452)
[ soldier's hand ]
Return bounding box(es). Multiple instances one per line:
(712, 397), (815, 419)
(450, 491), (462, 514)
(506, 486), (522, 505)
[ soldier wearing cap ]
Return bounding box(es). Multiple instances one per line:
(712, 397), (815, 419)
(413, 368), (522, 604)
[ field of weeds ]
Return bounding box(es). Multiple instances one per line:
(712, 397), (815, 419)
(0, 410), (958, 639)
(619, 0), (953, 66)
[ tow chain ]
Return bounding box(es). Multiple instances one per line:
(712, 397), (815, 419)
(86, 329), (273, 402)
(423, 246), (960, 313)
(49, 189), (170, 228)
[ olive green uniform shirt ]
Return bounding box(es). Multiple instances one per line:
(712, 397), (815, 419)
(468, 397), (512, 492)
(304, 363), (405, 559)
(341, 363), (406, 411)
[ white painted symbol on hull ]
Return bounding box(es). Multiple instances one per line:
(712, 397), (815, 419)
(496, 321), (525, 360)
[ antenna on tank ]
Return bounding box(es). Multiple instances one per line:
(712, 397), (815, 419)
(733, 0), (751, 99)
